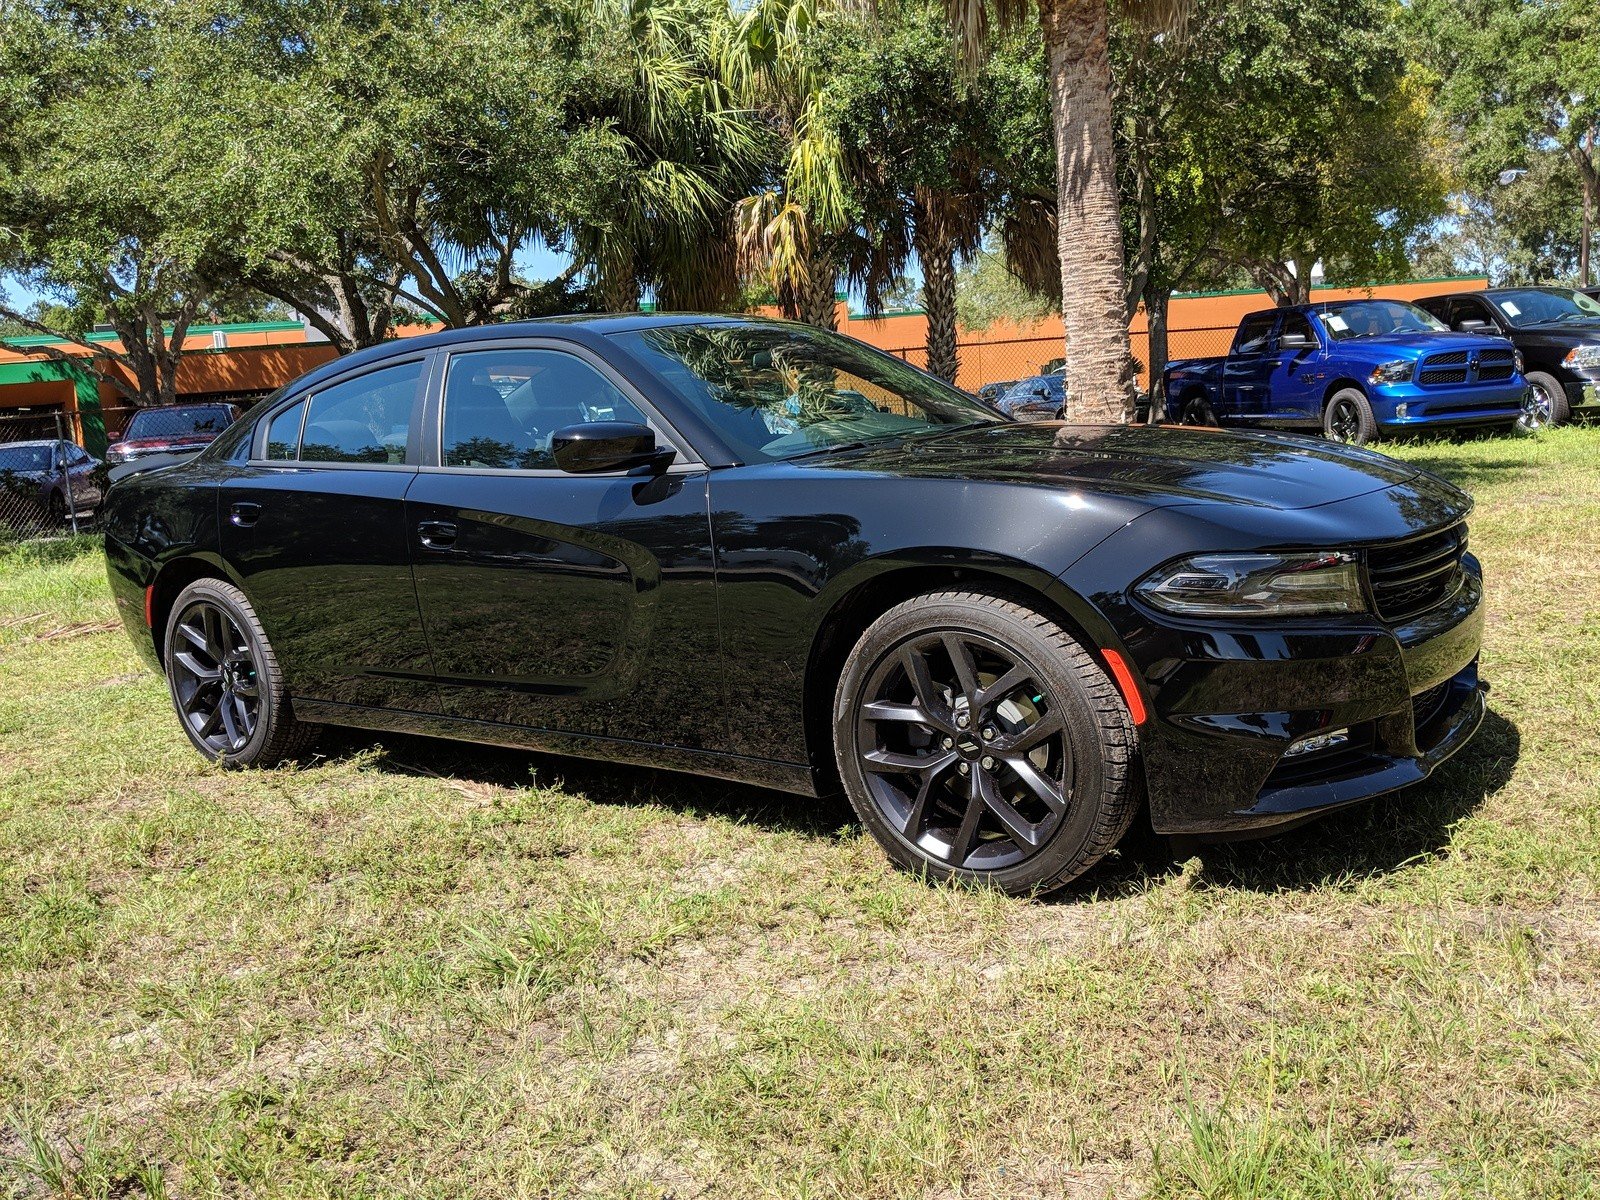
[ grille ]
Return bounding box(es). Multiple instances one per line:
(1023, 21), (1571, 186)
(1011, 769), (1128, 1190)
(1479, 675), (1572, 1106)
(1478, 349), (1516, 381)
(1418, 367), (1468, 385)
(1367, 523), (1467, 622)
(1411, 681), (1452, 729)
(1425, 350), (1470, 367)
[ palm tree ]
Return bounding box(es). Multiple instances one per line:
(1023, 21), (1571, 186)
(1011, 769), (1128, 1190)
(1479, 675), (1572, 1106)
(946, 0), (1188, 421)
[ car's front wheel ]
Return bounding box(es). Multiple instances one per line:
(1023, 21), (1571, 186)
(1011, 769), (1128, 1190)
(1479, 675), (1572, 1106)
(1323, 388), (1377, 446)
(164, 579), (318, 767)
(1522, 371), (1570, 429)
(833, 589), (1140, 895)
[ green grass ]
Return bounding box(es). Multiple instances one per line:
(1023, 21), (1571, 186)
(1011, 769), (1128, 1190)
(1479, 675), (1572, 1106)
(2, 429), (1598, 1199)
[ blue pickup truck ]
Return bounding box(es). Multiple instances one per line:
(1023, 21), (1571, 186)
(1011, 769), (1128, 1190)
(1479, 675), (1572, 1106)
(1164, 299), (1532, 444)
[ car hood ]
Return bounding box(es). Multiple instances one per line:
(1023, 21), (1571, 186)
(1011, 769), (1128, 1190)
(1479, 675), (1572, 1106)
(1332, 331), (1512, 360)
(800, 423), (1431, 512)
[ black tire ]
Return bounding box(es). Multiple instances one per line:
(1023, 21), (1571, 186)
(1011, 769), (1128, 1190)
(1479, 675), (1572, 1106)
(833, 588), (1140, 896)
(163, 578), (318, 767)
(1323, 388), (1378, 446)
(47, 491), (67, 526)
(1178, 394), (1218, 427)
(1523, 371), (1570, 429)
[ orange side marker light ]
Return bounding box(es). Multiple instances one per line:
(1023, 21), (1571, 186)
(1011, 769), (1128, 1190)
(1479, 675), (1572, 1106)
(1101, 648), (1148, 726)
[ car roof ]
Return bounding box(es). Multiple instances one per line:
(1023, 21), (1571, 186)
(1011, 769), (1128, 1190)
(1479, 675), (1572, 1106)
(0, 439), (60, 448)
(289, 312), (765, 396)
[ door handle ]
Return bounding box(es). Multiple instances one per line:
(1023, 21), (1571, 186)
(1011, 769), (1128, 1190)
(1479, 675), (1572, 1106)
(230, 502), (262, 528)
(417, 519), (458, 549)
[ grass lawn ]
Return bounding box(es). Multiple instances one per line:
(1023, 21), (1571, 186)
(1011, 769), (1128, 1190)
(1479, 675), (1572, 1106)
(1, 428), (1597, 1199)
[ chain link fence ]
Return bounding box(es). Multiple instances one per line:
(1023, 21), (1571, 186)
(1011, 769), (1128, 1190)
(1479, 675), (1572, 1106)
(885, 326), (1237, 398)
(0, 409), (115, 545)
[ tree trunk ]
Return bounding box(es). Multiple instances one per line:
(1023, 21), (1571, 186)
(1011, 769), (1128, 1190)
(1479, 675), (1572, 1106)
(1145, 287), (1169, 424)
(916, 221), (960, 384)
(799, 250), (838, 330)
(1040, 0), (1135, 424)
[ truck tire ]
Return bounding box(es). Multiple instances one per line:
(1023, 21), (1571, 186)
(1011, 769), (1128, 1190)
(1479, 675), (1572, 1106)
(1523, 372), (1570, 429)
(1323, 389), (1377, 446)
(1178, 395), (1218, 427)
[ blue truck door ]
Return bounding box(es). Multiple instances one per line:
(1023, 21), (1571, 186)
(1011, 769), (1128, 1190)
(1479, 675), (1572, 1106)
(1266, 311), (1323, 422)
(1220, 312), (1278, 422)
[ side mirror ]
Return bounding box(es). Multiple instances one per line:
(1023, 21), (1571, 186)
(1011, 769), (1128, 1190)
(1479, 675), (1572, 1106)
(1279, 332), (1315, 350)
(551, 421), (675, 475)
(1457, 318), (1490, 332)
(106, 431), (122, 443)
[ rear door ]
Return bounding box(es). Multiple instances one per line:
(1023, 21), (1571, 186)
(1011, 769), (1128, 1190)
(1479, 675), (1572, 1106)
(1219, 312), (1279, 421)
(217, 355), (439, 712)
(405, 340), (722, 750)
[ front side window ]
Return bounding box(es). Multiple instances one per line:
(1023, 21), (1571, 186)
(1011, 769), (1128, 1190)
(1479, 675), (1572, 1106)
(1319, 300), (1447, 340)
(1277, 312), (1316, 346)
(297, 360), (423, 464)
(440, 348), (649, 469)
(609, 321), (1000, 463)
(1490, 288), (1600, 328)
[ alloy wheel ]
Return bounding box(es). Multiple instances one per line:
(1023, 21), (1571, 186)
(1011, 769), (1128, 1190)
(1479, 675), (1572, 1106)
(1519, 382), (1553, 432)
(856, 631), (1071, 872)
(1328, 398), (1361, 443)
(1180, 398), (1214, 426)
(170, 600), (261, 754)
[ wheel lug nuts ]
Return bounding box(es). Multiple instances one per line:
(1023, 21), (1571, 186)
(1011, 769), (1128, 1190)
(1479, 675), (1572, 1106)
(981, 755), (995, 770)
(957, 762), (970, 775)
(982, 727), (996, 740)
(941, 737), (954, 749)
(955, 713), (969, 729)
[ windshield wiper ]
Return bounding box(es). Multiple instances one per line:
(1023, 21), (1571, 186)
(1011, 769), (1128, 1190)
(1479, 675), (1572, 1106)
(783, 438), (889, 461)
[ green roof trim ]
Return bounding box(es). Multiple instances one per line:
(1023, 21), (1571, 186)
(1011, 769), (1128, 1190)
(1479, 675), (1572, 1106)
(2, 319), (305, 348)
(1169, 275), (1488, 300)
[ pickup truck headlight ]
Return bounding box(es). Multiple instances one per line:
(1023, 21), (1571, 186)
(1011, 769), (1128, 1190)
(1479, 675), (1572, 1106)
(1563, 344), (1600, 371)
(1135, 552), (1366, 617)
(1369, 360), (1414, 386)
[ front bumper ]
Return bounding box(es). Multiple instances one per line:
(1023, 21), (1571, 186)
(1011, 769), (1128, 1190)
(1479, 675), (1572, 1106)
(1372, 382), (1527, 429)
(1122, 558), (1487, 834)
(1564, 379), (1600, 417)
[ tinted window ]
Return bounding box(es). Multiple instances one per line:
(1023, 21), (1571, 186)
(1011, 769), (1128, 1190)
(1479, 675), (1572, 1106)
(441, 349), (649, 470)
(124, 405), (236, 440)
(300, 360), (423, 464)
(1234, 314), (1276, 354)
(1278, 312), (1316, 346)
(1490, 288), (1600, 327)
(1447, 298), (1497, 331)
(1319, 300), (1447, 340)
(67, 444), (90, 465)
(265, 399), (306, 460)
(610, 322), (999, 463)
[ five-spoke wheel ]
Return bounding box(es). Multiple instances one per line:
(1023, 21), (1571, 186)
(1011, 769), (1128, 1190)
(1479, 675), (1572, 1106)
(163, 578), (317, 766)
(835, 589), (1140, 895)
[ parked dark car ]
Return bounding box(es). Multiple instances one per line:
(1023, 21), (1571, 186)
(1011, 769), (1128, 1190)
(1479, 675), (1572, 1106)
(103, 315), (1486, 895)
(105, 402), (242, 465)
(991, 369), (1067, 421)
(1416, 287), (1600, 426)
(1165, 301), (1530, 444)
(0, 439), (103, 525)
(975, 379), (1018, 406)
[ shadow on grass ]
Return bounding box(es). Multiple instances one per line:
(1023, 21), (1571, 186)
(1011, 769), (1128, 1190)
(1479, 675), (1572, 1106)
(315, 704), (1517, 901)
(320, 726), (856, 841)
(1081, 705), (1521, 899)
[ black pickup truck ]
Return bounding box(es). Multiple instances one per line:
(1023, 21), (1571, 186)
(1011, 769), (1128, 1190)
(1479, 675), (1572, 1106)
(1416, 287), (1600, 426)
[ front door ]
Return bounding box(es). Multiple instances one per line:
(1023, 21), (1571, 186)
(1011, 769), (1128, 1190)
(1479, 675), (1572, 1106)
(217, 356), (438, 711)
(1265, 311), (1323, 422)
(406, 342), (722, 750)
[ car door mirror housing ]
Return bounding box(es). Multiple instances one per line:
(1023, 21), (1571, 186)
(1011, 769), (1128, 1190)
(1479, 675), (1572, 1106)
(1279, 332), (1315, 350)
(551, 422), (676, 475)
(1458, 318), (1490, 332)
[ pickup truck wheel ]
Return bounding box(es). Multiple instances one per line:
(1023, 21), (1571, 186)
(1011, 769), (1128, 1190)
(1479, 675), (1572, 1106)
(1522, 372), (1570, 429)
(1179, 396), (1217, 426)
(1323, 389), (1377, 446)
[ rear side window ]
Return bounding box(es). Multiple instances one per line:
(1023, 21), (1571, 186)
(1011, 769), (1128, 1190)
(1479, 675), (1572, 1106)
(265, 400), (306, 460)
(1234, 314), (1276, 355)
(295, 360), (424, 464)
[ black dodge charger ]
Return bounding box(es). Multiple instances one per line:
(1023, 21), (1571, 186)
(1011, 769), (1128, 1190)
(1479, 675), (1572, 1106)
(103, 315), (1486, 895)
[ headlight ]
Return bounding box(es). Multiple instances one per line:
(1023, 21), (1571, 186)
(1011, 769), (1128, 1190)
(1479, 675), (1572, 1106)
(1369, 360), (1414, 385)
(1563, 344), (1600, 370)
(1135, 552), (1366, 617)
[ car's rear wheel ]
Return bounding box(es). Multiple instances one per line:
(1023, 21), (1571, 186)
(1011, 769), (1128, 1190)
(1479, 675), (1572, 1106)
(1523, 371), (1570, 429)
(833, 589), (1140, 896)
(1323, 388), (1377, 446)
(164, 579), (318, 767)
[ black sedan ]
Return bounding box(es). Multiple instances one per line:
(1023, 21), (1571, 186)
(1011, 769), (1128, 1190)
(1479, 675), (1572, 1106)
(103, 315), (1487, 895)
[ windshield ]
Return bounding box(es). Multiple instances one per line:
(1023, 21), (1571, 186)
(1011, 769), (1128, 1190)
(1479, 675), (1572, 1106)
(1489, 288), (1600, 328)
(1318, 300), (1448, 340)
(125, 405), (235, 440)
(610, 321), (1003, 462)
(0, 444), (52, 472)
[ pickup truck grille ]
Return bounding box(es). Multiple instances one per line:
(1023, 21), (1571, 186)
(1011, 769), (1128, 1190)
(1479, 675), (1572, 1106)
(1417, 348), (1517, 388)
(1367, 523), (1467, 622)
